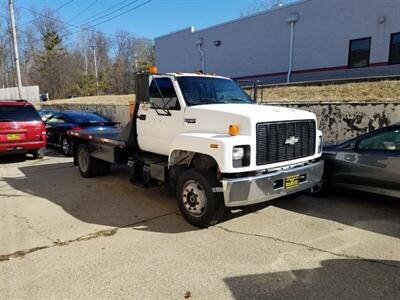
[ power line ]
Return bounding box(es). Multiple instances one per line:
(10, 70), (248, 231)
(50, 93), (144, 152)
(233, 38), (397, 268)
(84, 0), (153, 29)
(77, 0), (131, 25)
(79, 0), (141, 27)
(17, 0), (76, 29)
(19, 6), (116, 38)
(53, 0), (76, 12)
(67, 0), (99, 23)
(17, 1), (153, 42)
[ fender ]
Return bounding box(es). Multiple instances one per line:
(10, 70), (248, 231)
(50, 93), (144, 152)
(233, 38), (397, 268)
(169, 132), (252, 173)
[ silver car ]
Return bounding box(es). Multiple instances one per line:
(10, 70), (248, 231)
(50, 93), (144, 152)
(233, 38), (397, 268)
(312, 124), (400, 198)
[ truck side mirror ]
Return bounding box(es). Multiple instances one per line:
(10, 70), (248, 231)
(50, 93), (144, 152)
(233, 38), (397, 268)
(135, 72), (150, 103)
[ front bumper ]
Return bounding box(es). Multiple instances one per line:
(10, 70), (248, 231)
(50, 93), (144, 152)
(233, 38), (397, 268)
(221, 160), (324, 207)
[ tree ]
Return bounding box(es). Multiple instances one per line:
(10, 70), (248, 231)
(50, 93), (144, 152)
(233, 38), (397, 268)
(32, 30), (66, 99)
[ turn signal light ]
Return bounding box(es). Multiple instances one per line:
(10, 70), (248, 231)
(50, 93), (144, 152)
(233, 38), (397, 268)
(229, 124), (239, 136)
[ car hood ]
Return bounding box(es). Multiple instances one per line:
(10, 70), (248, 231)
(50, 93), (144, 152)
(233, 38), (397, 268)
(183, 104), (316, 135)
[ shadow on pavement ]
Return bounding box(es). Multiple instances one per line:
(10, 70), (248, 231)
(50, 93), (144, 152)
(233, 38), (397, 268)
(3, 161), (197, 234)
(4, 159), (400, 236)
(273, 190), (400, 239)
(224, 259), (400, 299)
(0, 154), (30, 164)
(42, 148), (65, 158)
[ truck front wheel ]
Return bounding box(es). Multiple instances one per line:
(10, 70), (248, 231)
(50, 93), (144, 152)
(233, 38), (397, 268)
(77, 144), (101, 178)
(176, 169), (225, 228)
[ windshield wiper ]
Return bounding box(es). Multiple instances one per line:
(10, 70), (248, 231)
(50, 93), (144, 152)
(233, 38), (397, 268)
(226, 98), (249, 103)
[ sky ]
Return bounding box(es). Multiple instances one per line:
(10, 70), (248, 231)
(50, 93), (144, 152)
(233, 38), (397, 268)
(12, 0), (296, 40)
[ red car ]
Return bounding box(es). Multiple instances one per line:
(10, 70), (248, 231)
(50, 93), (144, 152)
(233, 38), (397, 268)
(0, 100), (46, 159)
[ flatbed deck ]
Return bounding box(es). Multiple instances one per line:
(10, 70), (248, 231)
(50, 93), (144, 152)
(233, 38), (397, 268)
(69, 128), (126, 148)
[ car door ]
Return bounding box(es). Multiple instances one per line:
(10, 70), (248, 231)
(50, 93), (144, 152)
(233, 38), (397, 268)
(352, 127), (400, 197)
(46, 114), (67, 146)
(136, 76), (184, 156)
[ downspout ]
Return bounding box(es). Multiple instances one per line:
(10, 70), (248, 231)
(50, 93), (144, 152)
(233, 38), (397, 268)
(195, 38), (205, 72)
(286, 13), (299, 83)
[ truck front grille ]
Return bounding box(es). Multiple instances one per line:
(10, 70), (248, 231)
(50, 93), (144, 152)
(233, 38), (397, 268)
(256, 120), (316, 166)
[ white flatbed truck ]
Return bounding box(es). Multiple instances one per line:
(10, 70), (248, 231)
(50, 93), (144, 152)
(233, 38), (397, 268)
(70, 70), (324, 228)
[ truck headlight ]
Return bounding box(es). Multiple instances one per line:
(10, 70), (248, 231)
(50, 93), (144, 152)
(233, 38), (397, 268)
(233, 145), (250, 168)
(233, 147), (244, 160)
(318, 136), (322, 153)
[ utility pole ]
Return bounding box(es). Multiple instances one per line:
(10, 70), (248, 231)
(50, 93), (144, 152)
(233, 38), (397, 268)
(9, 0), (23, 99)
(89, 45), (99, 96)
(84, 49), (88, 74)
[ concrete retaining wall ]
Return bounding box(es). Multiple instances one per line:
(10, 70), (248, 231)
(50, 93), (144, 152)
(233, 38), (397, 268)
(269, 102), (400, 143)
(42, 101), (400, 144)
(0, 86), (40, 102)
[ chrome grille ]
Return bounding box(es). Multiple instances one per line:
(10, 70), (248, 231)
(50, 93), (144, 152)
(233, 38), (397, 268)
(256, 120), (316, 165)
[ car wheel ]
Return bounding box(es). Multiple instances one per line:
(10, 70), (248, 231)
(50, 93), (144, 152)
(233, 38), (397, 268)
(62, 137), (73, 157)
(77, 144), (101, 178)
(305, 176), (328, 196)
(31, 149), (44, 159)
(176, 169), (225, 228)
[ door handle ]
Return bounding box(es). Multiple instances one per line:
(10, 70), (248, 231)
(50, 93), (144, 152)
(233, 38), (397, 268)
(138, 114), (146, 120)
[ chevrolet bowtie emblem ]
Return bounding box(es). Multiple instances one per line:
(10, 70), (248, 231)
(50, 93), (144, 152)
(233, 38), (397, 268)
(285, 136), (299, 145)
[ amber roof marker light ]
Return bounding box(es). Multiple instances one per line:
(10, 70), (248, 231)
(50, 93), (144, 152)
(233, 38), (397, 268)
(149, 66), (158, 74)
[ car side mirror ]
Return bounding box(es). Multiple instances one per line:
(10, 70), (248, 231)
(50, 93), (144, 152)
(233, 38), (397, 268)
(135, 72), (150, 103)
(349, 141), (357, 150)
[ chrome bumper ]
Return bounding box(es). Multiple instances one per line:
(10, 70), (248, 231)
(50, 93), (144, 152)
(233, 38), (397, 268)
(221, 160), (324, 207)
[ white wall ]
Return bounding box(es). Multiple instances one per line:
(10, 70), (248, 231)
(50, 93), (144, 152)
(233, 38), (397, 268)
(155, 0), (400, 81)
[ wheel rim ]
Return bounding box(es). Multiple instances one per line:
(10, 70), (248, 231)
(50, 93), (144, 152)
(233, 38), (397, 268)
(78, 148), (89, 173)
(182, 180), (207, 218)
(62, 138), (71, 154)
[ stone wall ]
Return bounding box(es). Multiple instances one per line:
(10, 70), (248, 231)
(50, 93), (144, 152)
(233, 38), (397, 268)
(42, 101), (400, 144)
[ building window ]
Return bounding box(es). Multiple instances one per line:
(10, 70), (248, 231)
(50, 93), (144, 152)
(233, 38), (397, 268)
(389, 32), (400, 65)
(348, 38), (371, 68)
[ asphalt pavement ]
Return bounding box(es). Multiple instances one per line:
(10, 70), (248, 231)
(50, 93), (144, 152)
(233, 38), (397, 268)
(1, 150), (399, 299)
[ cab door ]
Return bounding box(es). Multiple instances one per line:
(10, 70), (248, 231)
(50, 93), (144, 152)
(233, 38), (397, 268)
(136, 76), (184, 155)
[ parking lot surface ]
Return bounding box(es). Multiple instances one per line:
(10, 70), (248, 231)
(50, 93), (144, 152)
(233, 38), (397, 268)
(1, 151), (400, 299)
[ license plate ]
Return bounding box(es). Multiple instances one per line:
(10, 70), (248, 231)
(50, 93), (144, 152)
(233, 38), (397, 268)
(7, 133), (20, 141)
(285, 175), (300, 189)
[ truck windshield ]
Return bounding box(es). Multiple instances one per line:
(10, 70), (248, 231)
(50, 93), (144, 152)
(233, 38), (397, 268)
(177, 77), (254, 106)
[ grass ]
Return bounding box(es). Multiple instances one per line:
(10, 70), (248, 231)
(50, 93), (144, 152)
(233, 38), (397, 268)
(45, 79), (400, 105)
(252, 79), (400, 103)
(44, 94), (134, 105)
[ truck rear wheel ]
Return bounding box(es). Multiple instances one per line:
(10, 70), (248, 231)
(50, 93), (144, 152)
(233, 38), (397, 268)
(176, 169), (225, 228)
(77, 144), (101, 178)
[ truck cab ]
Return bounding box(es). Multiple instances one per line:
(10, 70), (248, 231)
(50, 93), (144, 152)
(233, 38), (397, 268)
(70, 71), (324, 228)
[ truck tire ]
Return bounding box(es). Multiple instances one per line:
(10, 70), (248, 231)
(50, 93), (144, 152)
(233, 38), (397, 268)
(77, 144), (101, 178)
(176, 169), (225, 228)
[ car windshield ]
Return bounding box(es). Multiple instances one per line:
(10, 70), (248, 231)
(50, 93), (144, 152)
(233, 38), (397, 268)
(177, 76), (254, 106)
(0, 105), (41, 122)
(68, 113), (108, 124)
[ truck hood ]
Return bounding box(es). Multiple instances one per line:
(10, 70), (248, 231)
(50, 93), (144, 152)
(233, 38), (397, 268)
(183, 104), (316, 135)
